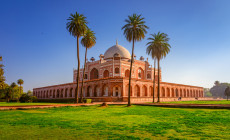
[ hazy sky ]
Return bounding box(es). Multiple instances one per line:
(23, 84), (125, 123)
(1, 0), (230, 92)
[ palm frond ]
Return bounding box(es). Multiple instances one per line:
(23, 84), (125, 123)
(81, 29), (96, 49)
(146, 32), (171, 60)
(66, 12), (88, 37)
(122, 14), (149, 42)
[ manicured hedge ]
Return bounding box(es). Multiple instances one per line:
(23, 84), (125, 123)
(0, 99), (6, 102)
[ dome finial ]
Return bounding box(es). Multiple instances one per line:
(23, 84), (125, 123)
(116, 39), (118, 45)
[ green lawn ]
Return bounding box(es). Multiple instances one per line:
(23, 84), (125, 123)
(161, 100), (230, 104)
(0, 102), (65, 106)
(0, 105), (230, 139)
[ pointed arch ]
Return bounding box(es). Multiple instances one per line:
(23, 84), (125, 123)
(103, 70), (109, 78)
(90, 68), (99, 80)
(142, 85), (147, 96)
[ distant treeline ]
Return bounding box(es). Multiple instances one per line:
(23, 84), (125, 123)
(206, 81), (230, 99)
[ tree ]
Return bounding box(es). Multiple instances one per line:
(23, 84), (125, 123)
(10, 82), (17, 100)
(146, 32), (171, 102)
(27, 90), (33, 96)
(66, 12), (88, 103)
(0, 56), (5, 90)
(122, 14), (149, 106)
(214, 81), (220, 86)
(5, 86), (12, 102)
(4, 83), (17, 102)
(17, 79), (24, 95)
(80, 29), (96, 103)
(225, 86), (230, 101)
(210, 82), (230, 98)
(146, 51), (156, 103)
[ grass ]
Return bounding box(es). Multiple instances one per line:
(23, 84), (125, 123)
(161, 100), (230, 104)
(0, 102), (66, 106)
(0, 105), (230, 139)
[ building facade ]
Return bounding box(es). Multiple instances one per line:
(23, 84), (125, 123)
(33, 41), (204, 102)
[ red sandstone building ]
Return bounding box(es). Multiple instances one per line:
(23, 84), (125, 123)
(33, 41), (204, 102)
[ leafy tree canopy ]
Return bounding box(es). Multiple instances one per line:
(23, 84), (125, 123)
(210, 81), (230, 98)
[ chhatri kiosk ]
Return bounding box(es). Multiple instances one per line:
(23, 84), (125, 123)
(33, 41), (204, 102)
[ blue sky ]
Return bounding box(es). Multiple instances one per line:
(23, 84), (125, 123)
(0, 0), (230, 92)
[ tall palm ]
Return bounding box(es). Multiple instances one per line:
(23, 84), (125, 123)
(66, 12), (88, 103)
(0, 56), (5, 89)
(146, 32), (171, 102)
(17, 79), (24, 95)
(146, 43), (157, 103)
(10, 82), (17, 100)
(80, 29), (96, 103)
(122, 14), (149, 106)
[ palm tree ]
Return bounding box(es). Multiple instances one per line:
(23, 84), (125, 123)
(17, 79), (24, 95)
(66, 12), (88, 103)
(80, 29), (96, 103)
(10, 82), (17, 100)
(122, 14), (149, 106)
(146, 44), (157, 103)
(0, 56), (5, 89)
(146, 32), (171, 102)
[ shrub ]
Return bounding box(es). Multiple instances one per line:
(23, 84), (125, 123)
(84, 99), (92, 103)
(19, 94), (37, 103)
(30, 96), (37, 102)
(19, 94), (31, 103)
(9, 99), (18, 102)
(0, 99), (6, 102)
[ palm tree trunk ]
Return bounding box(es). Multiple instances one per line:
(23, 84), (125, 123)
(80, 47), (88, 103)
(75, 36), (80, 103)
(157, 59), (160, 103)
(19, 85), (21, 95)
(128, 37), (135, 106)
(152, 59), (156, 103)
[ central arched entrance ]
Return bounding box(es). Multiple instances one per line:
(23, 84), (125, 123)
(102, 84), (109, 96)
(87, 86), (92, 97)
(113, 86), (121, 97)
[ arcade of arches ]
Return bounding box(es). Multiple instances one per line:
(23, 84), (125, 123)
(34, 78), (204, 102)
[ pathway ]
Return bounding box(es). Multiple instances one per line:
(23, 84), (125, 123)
(1, 102), (230, 110)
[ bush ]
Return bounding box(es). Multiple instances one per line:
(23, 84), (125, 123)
(9, 99), (18, 102)
(19, 94), (31, 103)
(30, 96), (37, 102)
(0, 99), (6, 102)
(204, 91), (212, 97)
(83, 99), (92, 103)
(19, 94), (38, 103)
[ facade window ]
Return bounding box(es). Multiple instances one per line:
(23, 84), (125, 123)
(114, 86), (120, 96)
(147, 74), (151, 79)
(115, 68), (119, 74)
(90, 68), (99, 80)
(138, 69), (142, 79)
(103, 70), (109, 78)
(125, 70), (130, 77)
(84, 74), (87, 79)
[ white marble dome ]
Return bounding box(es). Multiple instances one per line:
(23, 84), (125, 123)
(104, 41), (131, 59)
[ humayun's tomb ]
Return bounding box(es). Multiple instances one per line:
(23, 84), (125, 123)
(33, 41), (204, 102)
